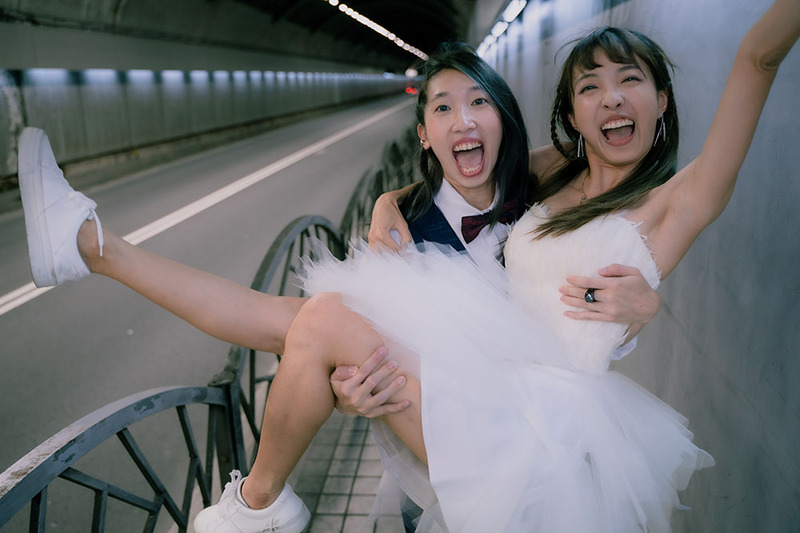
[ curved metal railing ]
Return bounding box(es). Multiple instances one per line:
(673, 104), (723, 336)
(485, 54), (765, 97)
(340, 130), (420, 244)
(0, 386), (231, 532)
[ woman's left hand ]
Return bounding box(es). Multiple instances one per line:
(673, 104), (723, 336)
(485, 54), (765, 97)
(559, 264), (661, 337)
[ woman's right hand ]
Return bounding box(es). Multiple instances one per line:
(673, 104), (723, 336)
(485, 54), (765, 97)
(368, 188), (414, 251)
(330, 346), (410, 418)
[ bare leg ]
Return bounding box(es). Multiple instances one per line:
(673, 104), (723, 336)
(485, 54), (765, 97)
(76, 219), (305, 354)
(241, 292), (423, 509)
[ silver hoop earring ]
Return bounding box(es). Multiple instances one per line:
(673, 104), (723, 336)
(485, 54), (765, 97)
(653, 115), (666, 146)
(576, 134), (585, 159)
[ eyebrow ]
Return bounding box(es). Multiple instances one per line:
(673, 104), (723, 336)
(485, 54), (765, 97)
(575, 63), (644, 84)
(430, 85), (484, 100)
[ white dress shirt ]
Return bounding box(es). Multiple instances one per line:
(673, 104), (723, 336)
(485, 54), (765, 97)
(433, 180), (512, 273)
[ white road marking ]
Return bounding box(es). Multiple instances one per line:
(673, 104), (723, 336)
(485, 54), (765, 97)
(0, 99), (412, 317)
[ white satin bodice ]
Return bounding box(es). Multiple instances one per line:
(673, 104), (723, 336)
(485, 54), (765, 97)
(504, 203), (661, 373)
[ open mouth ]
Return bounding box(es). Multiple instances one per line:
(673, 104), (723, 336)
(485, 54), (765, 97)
(601, 118), (635, 144)
(453, 140), (485, 176)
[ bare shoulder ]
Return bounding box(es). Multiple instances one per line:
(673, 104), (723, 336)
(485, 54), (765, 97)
(530, 145), (568, 181)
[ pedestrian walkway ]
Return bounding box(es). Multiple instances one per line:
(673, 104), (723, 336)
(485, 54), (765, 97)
(289, 411), (404, 533)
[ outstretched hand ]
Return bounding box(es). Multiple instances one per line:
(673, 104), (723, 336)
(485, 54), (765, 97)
(330, 346), (411, 418)
(559, 264), (661, 338)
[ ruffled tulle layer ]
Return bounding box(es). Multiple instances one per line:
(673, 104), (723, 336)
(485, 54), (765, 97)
(302, 242), (713, 533)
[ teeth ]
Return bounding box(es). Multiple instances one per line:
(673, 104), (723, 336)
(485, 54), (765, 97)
(602, 118), (634, 130)
(460, 163), (482, 173)
(453, 141), (482, 152)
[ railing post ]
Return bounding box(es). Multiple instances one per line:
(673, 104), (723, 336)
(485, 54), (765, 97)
(30, 488), (46, 533)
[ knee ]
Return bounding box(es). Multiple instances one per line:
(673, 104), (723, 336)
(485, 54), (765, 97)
(285, 292), (345, 348)
(294, 292), (344, 328)
(285, 292), (381, 364)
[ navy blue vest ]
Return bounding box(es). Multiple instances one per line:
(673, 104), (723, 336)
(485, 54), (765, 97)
(407, 203), (466, 252)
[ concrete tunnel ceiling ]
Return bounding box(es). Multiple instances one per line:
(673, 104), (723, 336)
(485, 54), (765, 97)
(235, 0), (479, 71)
(0, 0), (481, 73)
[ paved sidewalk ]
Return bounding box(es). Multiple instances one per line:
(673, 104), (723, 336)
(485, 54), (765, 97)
(289, 411), (405, 533)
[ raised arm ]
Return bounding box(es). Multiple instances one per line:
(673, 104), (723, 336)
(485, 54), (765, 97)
(651, 0), (800, 275)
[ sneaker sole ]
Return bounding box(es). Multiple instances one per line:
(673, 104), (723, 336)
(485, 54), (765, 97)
(193, 503), (310, 533)
(18, 127), (56, 287)
(285, 504), (311, 533)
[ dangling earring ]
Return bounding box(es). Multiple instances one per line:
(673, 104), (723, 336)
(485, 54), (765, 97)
(653, 115), (666, 146)
(576, 133), (585, 159)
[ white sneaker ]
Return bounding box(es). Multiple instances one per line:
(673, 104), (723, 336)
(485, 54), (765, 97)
(194, 470), (311, 533)
(18, 127), (103, 287)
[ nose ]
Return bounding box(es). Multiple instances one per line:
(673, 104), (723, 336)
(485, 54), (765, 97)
(602, 87), (624, 109)
(453, 104), (477, 131)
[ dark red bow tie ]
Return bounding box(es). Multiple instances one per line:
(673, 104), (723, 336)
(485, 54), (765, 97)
(460, 200), (518, 244)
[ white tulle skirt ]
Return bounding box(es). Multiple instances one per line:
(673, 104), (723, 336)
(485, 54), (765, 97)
(302, 242), (714, 533)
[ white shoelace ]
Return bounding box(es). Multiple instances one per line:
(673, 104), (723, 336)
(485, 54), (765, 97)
(216, 469), (244, 519)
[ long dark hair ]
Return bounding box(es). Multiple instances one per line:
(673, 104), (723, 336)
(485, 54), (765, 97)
(535, 27), (678, 237)
(402, 41), (530, 225)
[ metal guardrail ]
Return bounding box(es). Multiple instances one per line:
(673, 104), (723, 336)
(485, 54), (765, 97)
(0, 386), (231, 532)
(0, 127), (419, 532)
(340, 132), (420, 245)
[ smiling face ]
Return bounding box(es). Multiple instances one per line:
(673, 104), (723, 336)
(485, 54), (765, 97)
(569, 51), (667, 171)
(417, 68), (503, 210)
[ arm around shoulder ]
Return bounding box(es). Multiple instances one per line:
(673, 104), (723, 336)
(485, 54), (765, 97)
(368, 183), (419, 251)
(530, 144), (569, 183)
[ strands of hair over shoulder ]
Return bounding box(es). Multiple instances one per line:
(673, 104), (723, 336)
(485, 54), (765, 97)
(535, 27), (679, 238)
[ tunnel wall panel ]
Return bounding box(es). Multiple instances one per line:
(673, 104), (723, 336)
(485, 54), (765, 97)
(0, 67), (407, 179)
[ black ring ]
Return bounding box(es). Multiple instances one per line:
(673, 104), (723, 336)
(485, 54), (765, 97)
(584, 288), (596, 303)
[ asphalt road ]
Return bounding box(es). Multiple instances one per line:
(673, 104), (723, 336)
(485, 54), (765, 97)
(0, 94), (415, 531)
